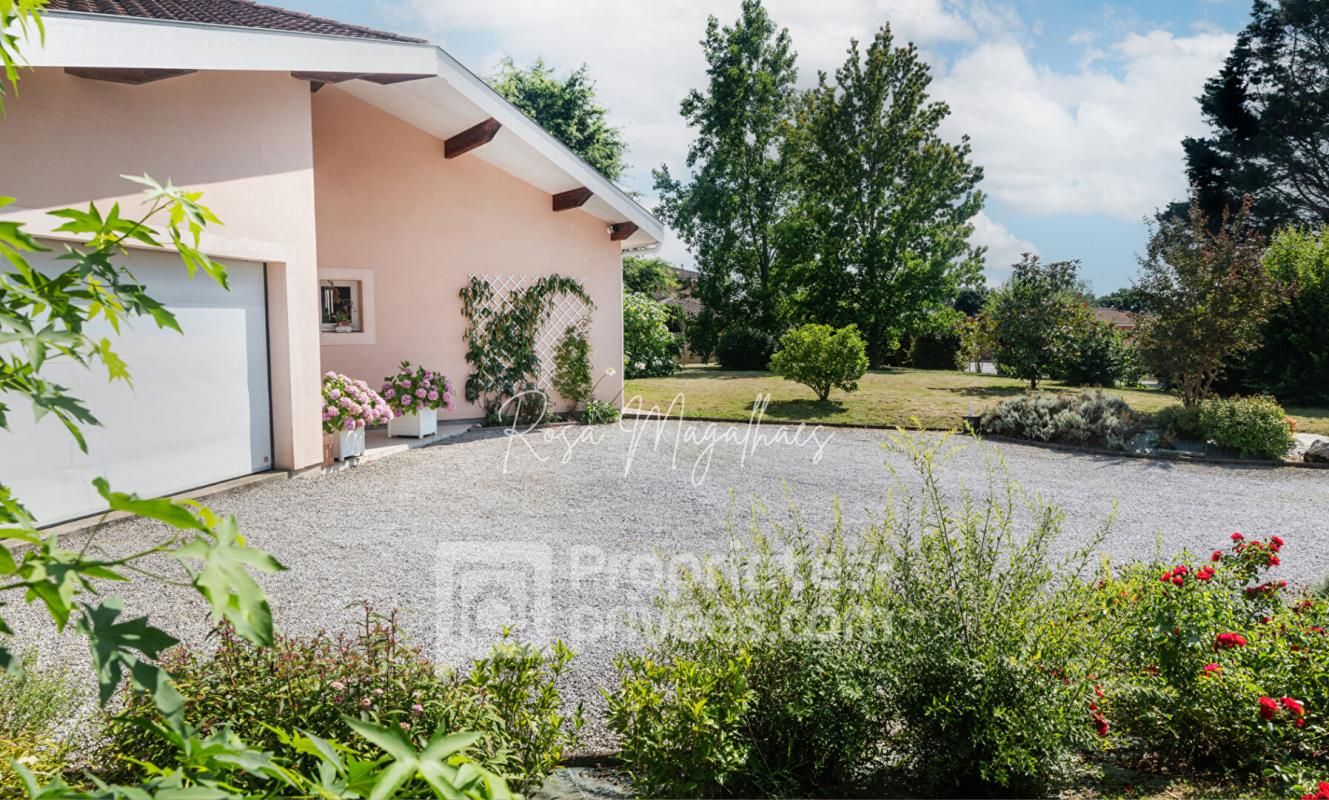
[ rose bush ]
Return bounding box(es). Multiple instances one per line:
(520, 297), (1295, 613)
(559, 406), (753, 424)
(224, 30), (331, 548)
(1088, 532), (1328, 785)
(321, 371), (394, 433)
(380, 360), (454, 416)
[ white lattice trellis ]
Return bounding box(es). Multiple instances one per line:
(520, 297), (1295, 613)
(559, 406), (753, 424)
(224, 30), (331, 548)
(470, 273), (591, 392)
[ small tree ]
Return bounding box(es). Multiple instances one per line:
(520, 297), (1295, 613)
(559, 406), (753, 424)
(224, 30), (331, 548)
(551, 324), (593, 412)
(622, 255), (680, 296)
(1134, 198), (1284, 406)
(983, 254), (1089, 389)
(770, 323), (869, 401)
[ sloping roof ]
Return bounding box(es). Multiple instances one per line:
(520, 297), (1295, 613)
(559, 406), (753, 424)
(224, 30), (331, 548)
(1092, 307), (1138, 328)
(44, 0), (426, 43)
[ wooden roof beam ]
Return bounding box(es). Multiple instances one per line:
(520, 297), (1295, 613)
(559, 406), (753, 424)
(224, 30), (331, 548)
(65, 67), (196, 85)
(444, 118), (502, 159)
(610, 222), (639, 242)
(553, 187), (593, 212)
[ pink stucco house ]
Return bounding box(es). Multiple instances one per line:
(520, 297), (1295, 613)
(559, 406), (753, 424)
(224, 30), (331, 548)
(0, 0), (663, 524)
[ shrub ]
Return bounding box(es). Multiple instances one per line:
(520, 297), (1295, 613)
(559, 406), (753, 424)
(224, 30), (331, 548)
(1198, 395), (1294, 459)
(321, 371), (394, 433)
(624, 291), (680, 378)
(907, 328), (962, 370)
(1090, 533), (1329, 785)
(552, 324), (593, 411)
(108, 606), (580, 794)
(769, 323), (869, 401)
(1055, 320), (1143, 388)
(714, 326), (776, 371)
(608, 652), (754, 798)
(607, 434), (1104, 797)
(1155, 403), (1206, 441)
(0, 651), (79, 794)
(980, 390), (1139, 450)
(581, 398), (620, 425)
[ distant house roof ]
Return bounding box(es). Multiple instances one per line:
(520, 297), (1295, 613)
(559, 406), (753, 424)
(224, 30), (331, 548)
(1092, 307), (1138, 329)
(45, 0), (426, 43)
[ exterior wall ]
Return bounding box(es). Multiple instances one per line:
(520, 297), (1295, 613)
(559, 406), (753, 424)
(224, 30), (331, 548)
(0, 68), (323, 470)
(311, 87), (624, 420)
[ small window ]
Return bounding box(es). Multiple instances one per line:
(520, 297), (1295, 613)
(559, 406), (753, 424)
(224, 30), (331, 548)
(320, 280), (363, 332)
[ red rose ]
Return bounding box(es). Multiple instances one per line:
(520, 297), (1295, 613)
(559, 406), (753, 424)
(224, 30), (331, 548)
(1259, 696), (1279, 720)
(1202, 662), (1222, 674)
(1281, 697), (1305, 717)
(1269, 553), (1281, 566)
(1173, 564), (1189, 576)
(1215, 632), (1248, 650)
(1271, 535), (1285, 550)
(1172, 575), (1186, 587)
(1231, 532), (1244, 542)
(1159, 571), (1171, 583)
(1094, 714), (1109, 737)
(1211, 550), (1223, 562)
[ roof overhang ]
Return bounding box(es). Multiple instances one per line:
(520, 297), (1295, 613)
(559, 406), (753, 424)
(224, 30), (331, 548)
(19, 11), (665, 249)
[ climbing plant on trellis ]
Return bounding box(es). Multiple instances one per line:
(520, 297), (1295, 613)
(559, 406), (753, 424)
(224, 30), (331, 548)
(460, 273), (592, 422)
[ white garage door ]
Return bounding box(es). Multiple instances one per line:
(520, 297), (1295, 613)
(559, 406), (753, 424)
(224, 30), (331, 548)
(0, 247), (273, 526)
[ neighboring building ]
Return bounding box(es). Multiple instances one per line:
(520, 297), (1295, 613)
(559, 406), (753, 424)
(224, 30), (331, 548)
(0, 0), (662, 524)
(1092, 307), (1138, 333)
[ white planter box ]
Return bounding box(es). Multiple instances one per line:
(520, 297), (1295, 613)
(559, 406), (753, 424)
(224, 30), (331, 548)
(333, 427), (365, 460)
(389, 407), (437, 438)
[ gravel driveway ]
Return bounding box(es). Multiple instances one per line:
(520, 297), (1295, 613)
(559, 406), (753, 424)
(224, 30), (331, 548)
(11, 419), (1329, 752)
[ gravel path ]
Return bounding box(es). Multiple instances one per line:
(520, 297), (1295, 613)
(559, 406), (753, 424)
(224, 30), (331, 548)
(10, 420), (1329, 753)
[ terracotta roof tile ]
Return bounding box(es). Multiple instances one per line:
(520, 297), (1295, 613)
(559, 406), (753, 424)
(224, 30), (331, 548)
(46, 0), (426, 43)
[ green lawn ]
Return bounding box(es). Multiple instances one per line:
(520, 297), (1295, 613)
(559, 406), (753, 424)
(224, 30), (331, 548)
(624, 365), (1329, 435)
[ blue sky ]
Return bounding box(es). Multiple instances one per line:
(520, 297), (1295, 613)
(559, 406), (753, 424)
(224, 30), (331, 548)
(281, 0), (1254, 293)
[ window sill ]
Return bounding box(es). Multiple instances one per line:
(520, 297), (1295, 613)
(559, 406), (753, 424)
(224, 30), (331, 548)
(320, 330), (376, 346)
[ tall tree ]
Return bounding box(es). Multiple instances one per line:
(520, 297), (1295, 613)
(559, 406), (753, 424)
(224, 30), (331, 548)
(786, 25), (985, 365)
(622, 255), (680, 296)
(492, 56), (629, 181)
(653, 0), (798, 337)
(1134, 199), (1285, 406)
(1179, 0), (1329, 231)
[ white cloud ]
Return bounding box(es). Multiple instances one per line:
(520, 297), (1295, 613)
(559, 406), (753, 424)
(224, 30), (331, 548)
(398, 0), (1235, 260)
(936, 29), (1234, 219)
(969, 211), (1035, 278)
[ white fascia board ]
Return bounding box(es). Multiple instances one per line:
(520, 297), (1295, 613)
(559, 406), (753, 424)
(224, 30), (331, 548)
(426, 47), (664, 246)
(27, 12), (437, 75)
(22, 11), (664, 246)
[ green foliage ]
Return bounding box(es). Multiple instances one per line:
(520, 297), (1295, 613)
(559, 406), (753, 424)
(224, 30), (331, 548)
(491, 56), (628, 181)
(980, 390), (1140, 450)
(769, 323), (869, 401)
(551, 324), (593, 412)
(653, 0), (798, 336)
(0, 0), (46, 114)
(1178, 0), (1329, 232)
(581, 398), (620, 425)
(1090, 533), (1329, 786)
(1054, 319), (1143, 388)
(1231, 225), (1329, 404)
(622, 255), (680, 296)
(1198, 395), (1295, 459)
(784, 24), (984, 365)
(608, 434), (1106, 797)
(714, 325), (776, 371)
(1095, 286), (1150, 313)
(1134, 199), (1284, 406)
(1155, 403), (1206, 441)
(460, 275), (591, 422)
(623, 291), (679, 378)
(607, 652), (754, 798)
(110, 608), (580, 794)
(907, 327), (962, 370)
(0, 650), (77, 794)
(982, 254), (1090, 389)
